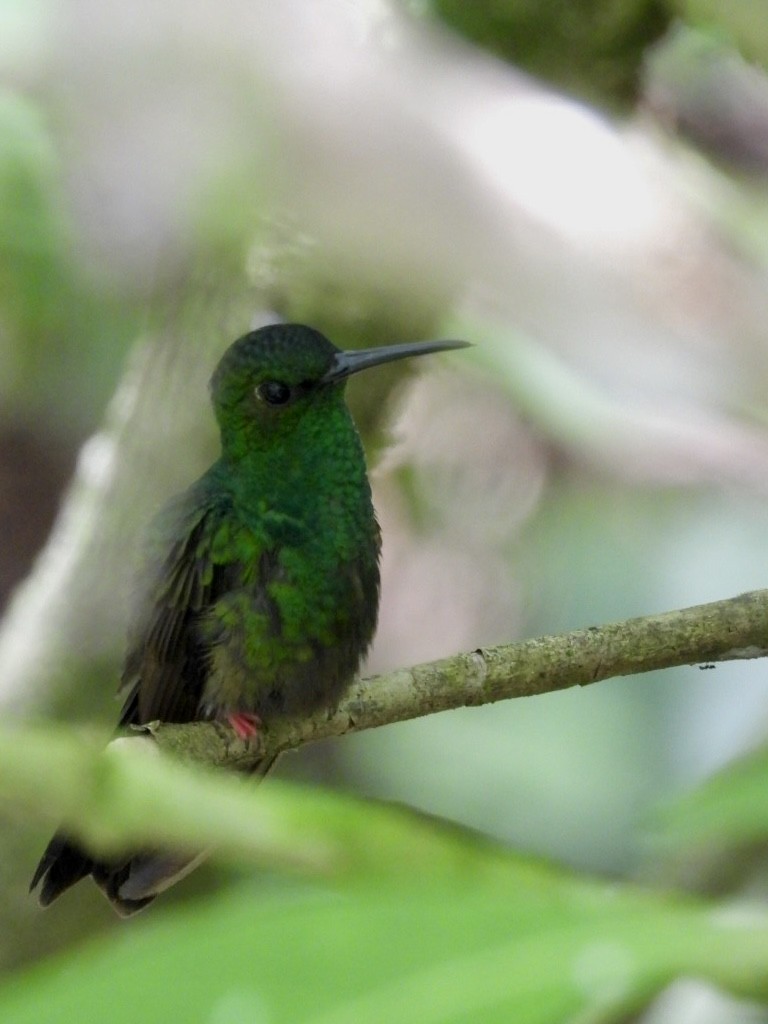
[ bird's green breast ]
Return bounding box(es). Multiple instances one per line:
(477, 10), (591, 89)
(197, 403), (381, 719)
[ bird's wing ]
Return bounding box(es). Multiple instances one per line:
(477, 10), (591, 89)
(117, 493), (230, 726)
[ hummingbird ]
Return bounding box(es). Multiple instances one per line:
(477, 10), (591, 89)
(30, 323), (468, 915)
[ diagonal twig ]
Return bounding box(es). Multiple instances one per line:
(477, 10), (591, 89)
(147, 589), (768, 769)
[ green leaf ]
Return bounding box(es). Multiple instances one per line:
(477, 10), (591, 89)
(3, 872), (768, 1023)
(654, 744), (768, 851)
(0, 723), (549, 884)
(0, 89), (69, 380)
(3, 724), (768, 1022)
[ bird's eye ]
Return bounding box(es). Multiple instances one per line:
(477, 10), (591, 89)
(256, 380), (292, 406)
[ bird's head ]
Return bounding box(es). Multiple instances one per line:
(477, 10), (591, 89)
(210, 322), (468, 457)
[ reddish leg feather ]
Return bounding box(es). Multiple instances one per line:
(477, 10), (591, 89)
(227, 711), (262, 740)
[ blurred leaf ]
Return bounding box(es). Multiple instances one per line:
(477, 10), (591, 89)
(3, 864), (768, 1023)
(654, 744), (768, 851)
(681, 0), (768, 68)
(0, 87), (137, 429)
(0, 89), (69, 391)
(3, 723), (768, 1021)
(0, 723), (550, 882)
(421, 0), (671, 106)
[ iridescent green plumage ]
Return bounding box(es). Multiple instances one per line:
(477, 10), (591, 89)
(30, 323), (467, 914)
(121, 327), (380, 728)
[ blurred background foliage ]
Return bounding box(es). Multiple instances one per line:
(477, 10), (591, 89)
(3, 0), (768, 1020)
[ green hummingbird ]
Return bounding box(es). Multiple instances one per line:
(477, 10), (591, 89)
(30, 323), (468, 915)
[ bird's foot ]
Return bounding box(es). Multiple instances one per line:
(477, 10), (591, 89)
(227, 712), (262, 740)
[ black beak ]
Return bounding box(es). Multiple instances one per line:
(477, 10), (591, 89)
(321, 339), (470, 385)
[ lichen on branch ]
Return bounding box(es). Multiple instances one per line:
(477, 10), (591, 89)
(146, 589), (768, 772)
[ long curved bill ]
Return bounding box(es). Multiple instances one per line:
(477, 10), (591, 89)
(322, 339), (470, 384)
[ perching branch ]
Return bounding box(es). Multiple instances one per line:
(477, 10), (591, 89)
(147, 589), (768, 770)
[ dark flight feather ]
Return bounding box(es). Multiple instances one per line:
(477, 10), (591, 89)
(30, 499), (268, 912)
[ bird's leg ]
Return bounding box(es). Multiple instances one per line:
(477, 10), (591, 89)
(227, 712), (262, 740)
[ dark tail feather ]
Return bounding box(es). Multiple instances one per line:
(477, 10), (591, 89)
(30, 833), (94, 907)
(91, 861), (157, 917)
(30, 833), (156, 916)
(30, 839), (201, 916)
(30, 753), (280, 916)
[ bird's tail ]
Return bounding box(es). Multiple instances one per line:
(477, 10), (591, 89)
(30, 752), (281, 916)
(30, 832), (206, 916)
(30, 834), (94, 908)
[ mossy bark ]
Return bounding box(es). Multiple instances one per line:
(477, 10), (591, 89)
(148, 589), (768, 769)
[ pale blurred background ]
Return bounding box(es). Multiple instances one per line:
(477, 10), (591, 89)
(2, 2), (768, 1016)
